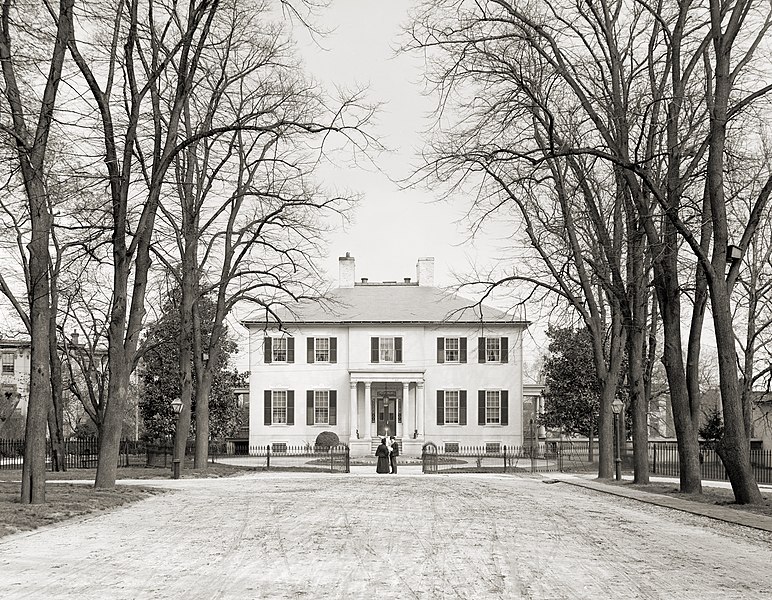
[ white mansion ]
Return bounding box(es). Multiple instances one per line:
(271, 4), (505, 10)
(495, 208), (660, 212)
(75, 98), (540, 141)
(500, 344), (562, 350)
(243, 255), (534, 457)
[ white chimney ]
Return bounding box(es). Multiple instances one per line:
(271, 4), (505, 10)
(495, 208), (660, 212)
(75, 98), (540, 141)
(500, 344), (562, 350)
(339, 252), (355, 288)
(416, 257), (435, 287)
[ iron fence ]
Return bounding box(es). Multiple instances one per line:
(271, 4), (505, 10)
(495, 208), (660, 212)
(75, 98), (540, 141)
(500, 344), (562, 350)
(420, 442), (592, 474)
(649, 443), (772, 484)
(238, 444), (350, 473)
(0, 437), (142, 470)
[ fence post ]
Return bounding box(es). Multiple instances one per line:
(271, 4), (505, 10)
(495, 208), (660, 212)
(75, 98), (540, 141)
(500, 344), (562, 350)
(652, 444), (657, 474)
(266, 445), (271, 471)
(346, 445), (350, 474)
(503, 445), (507, 473)
(330, 447), (334, 473)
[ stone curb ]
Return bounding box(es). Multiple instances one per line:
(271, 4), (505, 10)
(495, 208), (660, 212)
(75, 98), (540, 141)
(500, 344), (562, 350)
(550, 474), (772, 533)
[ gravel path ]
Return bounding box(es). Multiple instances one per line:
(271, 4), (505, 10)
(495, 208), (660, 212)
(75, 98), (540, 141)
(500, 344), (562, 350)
(1, 467), (770, 599)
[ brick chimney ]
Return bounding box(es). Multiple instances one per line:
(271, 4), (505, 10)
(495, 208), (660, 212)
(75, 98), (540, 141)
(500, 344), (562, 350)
(339, 252), (355, 288)
(416, 257), (435, 287)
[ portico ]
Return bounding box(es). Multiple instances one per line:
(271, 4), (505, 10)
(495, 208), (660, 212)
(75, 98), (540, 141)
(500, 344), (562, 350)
(348, 371), (425, 457)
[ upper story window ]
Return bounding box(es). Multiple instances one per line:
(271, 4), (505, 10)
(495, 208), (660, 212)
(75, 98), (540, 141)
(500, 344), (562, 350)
(477, 389), (509, 426)
(1, 353), (14, 374)
(370, 336), (402, 363)
(478, 336), (508, 364)
(436, 337), (467, 363)
(307, 337), (337, 364)
(436, 389), (467, 426)
(264, 337), (295, 364)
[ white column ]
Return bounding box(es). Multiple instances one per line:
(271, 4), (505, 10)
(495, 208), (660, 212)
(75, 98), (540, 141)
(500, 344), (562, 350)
(399, 382), (409, 438)
(416, 382), (425, 438)
(366, 383), (374, 438)
(349, 381), (358, 439)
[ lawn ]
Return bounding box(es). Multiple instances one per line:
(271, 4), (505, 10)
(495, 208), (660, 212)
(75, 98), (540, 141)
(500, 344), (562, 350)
(0, 461), (261, 538)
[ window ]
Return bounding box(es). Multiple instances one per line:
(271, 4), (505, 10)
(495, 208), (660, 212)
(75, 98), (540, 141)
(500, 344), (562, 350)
(371, 337), (402, 363)
(486, 442), (501, 454)
(437, 337), (467, 363)
(273, 338), (287, 362)
(315, 338), (330, 362)
(272, 442), (287, 453)
(264, 337), (294, 364)
(314, 390), (329, 424)
(1, 353), (13, 374)
(486, 338), (500, 362)
(486, 390), (500, 424)
(444, 390), (460, 424)
(445, 337), (459, 362)
(272, 390), (288, 424)
(445, 442), (460, 453)
(478, 337), (508, 363)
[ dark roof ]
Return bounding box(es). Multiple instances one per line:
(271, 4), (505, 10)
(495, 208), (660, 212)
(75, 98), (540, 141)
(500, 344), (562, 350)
(241, 284), (527, 327)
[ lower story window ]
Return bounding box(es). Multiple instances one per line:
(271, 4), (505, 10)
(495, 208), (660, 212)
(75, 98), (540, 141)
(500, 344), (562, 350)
(272, 390), (287, 424)
(485, 442), (501, 454)
(445, 442), (460, 453)
(314, 390), (329, 424)
(486, 390), (501, 424)
(272, 442), (287, 453)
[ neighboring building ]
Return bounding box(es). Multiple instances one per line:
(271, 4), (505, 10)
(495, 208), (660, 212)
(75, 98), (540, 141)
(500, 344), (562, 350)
(243, 254), (530, 457)
(0, 339), (31, 438)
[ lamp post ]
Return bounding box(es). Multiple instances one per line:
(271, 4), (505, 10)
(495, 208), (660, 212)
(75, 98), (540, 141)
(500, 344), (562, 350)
(611, 398), (624, 481)
(171, 397), (183, 479)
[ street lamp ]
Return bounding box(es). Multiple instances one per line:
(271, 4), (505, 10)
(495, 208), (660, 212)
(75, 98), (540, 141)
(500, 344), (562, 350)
(171, 397), (183, 479)
(611, 398), (624, 481)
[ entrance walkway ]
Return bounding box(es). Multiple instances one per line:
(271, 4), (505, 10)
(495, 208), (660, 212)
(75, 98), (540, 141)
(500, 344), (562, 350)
(1, 472), (771, 599)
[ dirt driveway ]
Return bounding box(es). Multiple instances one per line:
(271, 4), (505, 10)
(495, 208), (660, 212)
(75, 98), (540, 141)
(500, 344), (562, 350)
(1, 467), (770, 599)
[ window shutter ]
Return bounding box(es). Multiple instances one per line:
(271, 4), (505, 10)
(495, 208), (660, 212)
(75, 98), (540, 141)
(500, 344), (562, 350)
(287, 338), (295, 363)
(371, 337), (379, 363)
(437, 337), (445, 363)
(264, 390), (272, 425)
(460, 337), (467, 363)
(287, 391), (295, 425)
(501, 337), (509, 363)
(460, 390), (467, 426)
(307, 338), (315, 364)
(478, 337), (486, 363)
(264, 337), (272, 364)
(501, 390), (509, 425)
(330, 337), (337, 363)
(306, 390), (314, 426)
(395, 337), (403, 363)
(436, 390), (445, 425)
(329, 391), (337, 425)
(478, 390), (485, 426)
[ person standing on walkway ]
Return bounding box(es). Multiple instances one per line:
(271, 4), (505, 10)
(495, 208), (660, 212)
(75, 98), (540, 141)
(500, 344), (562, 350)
(375, 438), (390, 474)
(389, 435), (399, 474)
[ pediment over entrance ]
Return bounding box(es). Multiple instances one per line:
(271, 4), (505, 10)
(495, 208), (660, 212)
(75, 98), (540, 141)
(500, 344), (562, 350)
(349, 370), (425, 384)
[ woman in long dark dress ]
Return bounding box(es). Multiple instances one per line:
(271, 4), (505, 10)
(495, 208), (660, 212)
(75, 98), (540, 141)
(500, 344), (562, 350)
(375, 438), (390, 473)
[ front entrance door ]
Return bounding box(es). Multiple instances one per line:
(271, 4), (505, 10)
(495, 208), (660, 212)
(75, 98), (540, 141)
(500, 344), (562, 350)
(377, 397), (397, 437)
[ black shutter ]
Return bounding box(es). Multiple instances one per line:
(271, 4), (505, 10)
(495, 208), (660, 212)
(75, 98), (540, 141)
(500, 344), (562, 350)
(437, 337), (445, 363)
(478, 337), (486, 363)
(395, 337), (402, 363)
(501, 337), (508, 363)
(264, 390), (272, 425)
(330, 337), (337, 363)
(478, 390), (485, 425)
(307, 338), (315, 364)
(287, 391), (295, 425)
(460, 390), (467, 426)
(306, 390), (314, 425)
(371, 337), (379, 363)
(264, 337), (273, 364)
(287, 338), (295, 363)
(460, 337), (467, 363)
(329, 391), (337, 425)
(436, 390), (445, 425)
(501, 391), (508, 425)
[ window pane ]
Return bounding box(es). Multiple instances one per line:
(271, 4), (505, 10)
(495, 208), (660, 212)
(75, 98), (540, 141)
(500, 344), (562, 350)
(273, 338), (287, 362)
(486, 338), (500, 362)
(380, 337), (394, 362)
(1, 353), (13, 373)
(486, 390), (500, 424)
(444, 390), (459, 424)
(272, 390), (287, 423)
(315, 338), (329, 362)
(445, 337), (459, 362)
(314, 390), (329, 424)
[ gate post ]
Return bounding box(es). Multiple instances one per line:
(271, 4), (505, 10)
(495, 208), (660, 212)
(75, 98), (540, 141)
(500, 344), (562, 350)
(266, 445), (271, 470)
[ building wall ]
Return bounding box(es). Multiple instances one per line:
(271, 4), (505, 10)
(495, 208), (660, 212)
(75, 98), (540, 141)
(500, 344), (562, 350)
(248, 324), (525, 454)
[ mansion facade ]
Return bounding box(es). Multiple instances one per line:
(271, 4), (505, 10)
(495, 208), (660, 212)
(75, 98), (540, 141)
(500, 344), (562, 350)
(244, 255), (532, 457)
